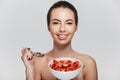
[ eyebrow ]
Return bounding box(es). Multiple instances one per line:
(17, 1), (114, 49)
(66, 19), (74, 22)
(51, 19), (74, 22)
(51, 19), (60, 22)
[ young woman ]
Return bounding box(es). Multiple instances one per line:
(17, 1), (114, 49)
(21, 1), (98, 80)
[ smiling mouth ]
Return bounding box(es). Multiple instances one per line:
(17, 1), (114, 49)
(57, 34), (68, 40)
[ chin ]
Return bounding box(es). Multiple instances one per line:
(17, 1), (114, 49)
(55, 40), (71, 46)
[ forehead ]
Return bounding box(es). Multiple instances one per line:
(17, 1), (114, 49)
(50, 7), (75, 20)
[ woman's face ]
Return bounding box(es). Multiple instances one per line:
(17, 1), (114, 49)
(49, 7), (77, 45)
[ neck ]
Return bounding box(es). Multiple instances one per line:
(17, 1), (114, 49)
(51, 41), (74, 58)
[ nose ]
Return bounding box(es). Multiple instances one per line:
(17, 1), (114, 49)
(59, 24), (66, 32)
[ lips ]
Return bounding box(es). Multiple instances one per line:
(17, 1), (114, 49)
(57, 34), (68, 40)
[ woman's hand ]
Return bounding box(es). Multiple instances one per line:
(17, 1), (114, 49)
(21, 48), (34, 80)
(21, 48), (34, 69)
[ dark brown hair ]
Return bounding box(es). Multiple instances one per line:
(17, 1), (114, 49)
(47, 1), (78, 26)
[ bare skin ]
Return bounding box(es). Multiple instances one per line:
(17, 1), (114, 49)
(21, 48), (34, 80)
(21, 48), (97, 80)
(21, 7), (98, 80)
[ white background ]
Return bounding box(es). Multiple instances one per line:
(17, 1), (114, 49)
(0, 0), (120, 80)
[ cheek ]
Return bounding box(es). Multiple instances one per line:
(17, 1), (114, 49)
(68, 27), (77, 33)
(49, 27), (58, 34)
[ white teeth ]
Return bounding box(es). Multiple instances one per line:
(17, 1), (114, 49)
(60, 35), (65, 37)
(58, 34), (67, 40)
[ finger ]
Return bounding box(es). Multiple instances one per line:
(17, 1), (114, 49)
(21, 51), (30, 61)
(22, 53), (33, 64)
(21, 48), (33, 61)
(27, 55), (33, 60)
(21, 48), (27, 60)
(21, 48), (26, 54)
(22, 48), (31, 55)
(26, 51), (33, 60)
(26, 48), (33, 54)
(21, 48), (29, 54)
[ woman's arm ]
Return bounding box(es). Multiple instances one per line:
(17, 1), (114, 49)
(84, 56), (98, 80)
(21, 48), (34, 80)
(26, 68), (34, 80)
(34, 57), (42, 80)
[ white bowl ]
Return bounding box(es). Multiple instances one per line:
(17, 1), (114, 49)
(48, 57), (83, 80)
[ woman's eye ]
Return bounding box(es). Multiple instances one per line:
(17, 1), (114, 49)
(67, 22), (73, 25)
(53, 22), (59, 25)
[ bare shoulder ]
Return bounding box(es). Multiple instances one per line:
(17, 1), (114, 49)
(80, 54), (96, 64)
(33, 55), (48, 72)
(34, 53), (51, 67)
(75, 53), (97, 71)
(34, 54), (47, 66)
(74, 53), (96, 65)
(77, 53), (98, 80)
